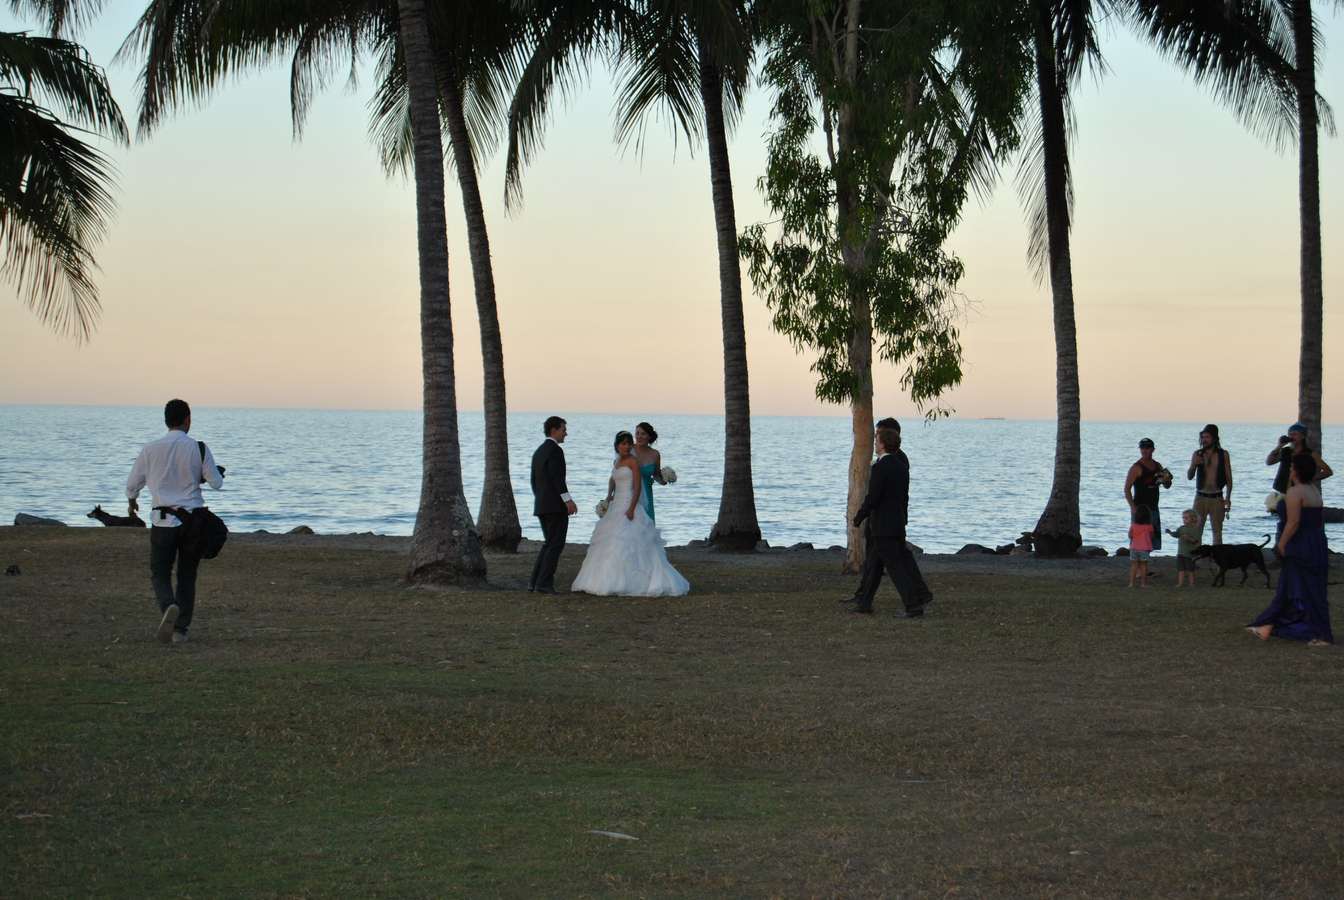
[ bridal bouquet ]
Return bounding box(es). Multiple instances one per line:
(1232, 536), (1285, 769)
(661, 466), (678, 484)
(596, 498), (610, 518)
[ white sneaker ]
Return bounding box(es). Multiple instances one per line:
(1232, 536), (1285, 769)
(157, 604), (179, 644)
(171, 631), (189, 644)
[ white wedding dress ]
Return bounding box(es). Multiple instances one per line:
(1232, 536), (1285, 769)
(571, 463), (690, 597)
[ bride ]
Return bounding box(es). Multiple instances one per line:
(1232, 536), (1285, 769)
(571, 431), (690, 597)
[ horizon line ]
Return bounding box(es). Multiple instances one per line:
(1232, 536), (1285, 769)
(0, 401), (1325, 428)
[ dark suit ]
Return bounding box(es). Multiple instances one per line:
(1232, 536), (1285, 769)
(530, 439), (570, 591)
(852, 450), (932, 613)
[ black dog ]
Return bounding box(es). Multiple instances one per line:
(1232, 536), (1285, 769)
(87, 505), (146, 528)
(1192, 535), (1272, 587)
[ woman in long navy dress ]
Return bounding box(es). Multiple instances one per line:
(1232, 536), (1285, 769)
(1248, 454), (1332, 646)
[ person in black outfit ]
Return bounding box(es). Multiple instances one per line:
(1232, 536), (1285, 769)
(530, 415), (577, 593)
(847, 418), (933, 618)
(1124, 437), (1170, 550)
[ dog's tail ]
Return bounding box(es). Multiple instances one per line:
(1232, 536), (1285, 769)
(1258, 534), (1271, 548)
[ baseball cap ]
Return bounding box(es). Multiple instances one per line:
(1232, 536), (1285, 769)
(1138, 437), (1155, 448)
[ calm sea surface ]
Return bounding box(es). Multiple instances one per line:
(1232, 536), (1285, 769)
(2, 405), (1339, 554)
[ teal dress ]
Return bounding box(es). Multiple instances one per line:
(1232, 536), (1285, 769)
(638, 463), (658, 521)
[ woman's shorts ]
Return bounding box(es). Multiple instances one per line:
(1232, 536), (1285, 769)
(1177, 555), (1196, 572)
(1130, 550), (1151, 561)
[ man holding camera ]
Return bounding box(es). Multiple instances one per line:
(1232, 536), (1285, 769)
(1266, 424), (1332, 497)
(1125, 437), (1170, 550)
(126, 399), (225, 644)
(1186, 424), (1232, 545)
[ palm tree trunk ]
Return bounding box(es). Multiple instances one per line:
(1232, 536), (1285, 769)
(698, 49), (761, 552)
(398, 0), (486, 583)
(1293, 0), (1323, 453)
(1030, 0), (1082, 558)
(442, 77), (522, 552)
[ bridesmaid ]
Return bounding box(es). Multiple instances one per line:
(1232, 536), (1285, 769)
(1248, 453), (1332, 646)
(633, 421), (666, 522)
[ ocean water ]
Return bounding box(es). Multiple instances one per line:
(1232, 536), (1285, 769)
(2, 405), (1339, 554)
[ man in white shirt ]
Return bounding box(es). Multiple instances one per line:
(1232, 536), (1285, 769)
(126, 399), (224, 644)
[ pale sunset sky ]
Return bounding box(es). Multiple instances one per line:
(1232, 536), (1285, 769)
(2, 5), (1341, 422)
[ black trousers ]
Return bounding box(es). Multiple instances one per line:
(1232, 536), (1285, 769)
(150, 525), (199, 631)
(531, 513), (569, 591)
(854, 533), (931, 613)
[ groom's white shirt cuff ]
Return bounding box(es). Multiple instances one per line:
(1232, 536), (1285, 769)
(560, 492), (572, 503)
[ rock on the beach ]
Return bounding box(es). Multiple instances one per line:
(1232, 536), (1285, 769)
(788, 542), (814, 551)
(1115, 547), (1130, 557)
(14, 514), (65, 527)
(1080, 546), (1109, 558)
(754, 540), (770, 551)
(994, 544), (1014, 555)
(5, 565), (19, 575)
(827, 545), (845, 553)
(685, 539), (709, 550)
(957, 543), (996, 555)
(287, 525), (315, 535)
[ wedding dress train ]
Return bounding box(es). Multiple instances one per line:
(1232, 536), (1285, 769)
(571, 464), (690, 597)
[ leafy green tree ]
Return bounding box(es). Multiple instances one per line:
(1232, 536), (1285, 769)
(1, 7), (126, 339)
(741, 0), (1029, 571)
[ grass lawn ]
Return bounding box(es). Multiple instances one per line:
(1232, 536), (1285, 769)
(2, 527), (1341, 898)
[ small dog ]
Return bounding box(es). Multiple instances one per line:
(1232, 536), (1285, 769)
(1192, 535), (1272, 587)
(87, 505), (145, 528)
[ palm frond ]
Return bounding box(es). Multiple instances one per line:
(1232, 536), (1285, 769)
(504, 5), (616, 210)
(0, 30), (127, 140)
(7, 0), (107, 38)
(1128, 0), (1300, 150)
(611, 8), (702, 151)
(117, 0), (377, 139)
(0, 89), (116, 339)
(1013, 89), (1075, 283)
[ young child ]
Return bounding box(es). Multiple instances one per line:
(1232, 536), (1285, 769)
(1128, 505), (1154, 588)
(1166, 508), (1200, 588)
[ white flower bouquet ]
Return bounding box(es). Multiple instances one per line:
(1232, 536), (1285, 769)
(660, 466), (678, 484)
(595, 498), (610, 518)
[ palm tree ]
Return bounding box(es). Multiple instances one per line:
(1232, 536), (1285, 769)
(607, 1), (761, 550)
(119, 0), (488, 582)
(503, 0), (761, 550)
(1020, 0), (1112, 558)
(395, 0), (486, 581)
(1, 20), (127, 339)
(1130, 0), (1334, 453)
(369, 5), (529, 553)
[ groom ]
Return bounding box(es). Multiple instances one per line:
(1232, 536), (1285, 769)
(848, 417), (934, 618)
(530, 415), (577, 593)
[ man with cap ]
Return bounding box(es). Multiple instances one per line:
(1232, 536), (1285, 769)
(1125, 437), (1171, 550)
(1266, 423), (1333, 496)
